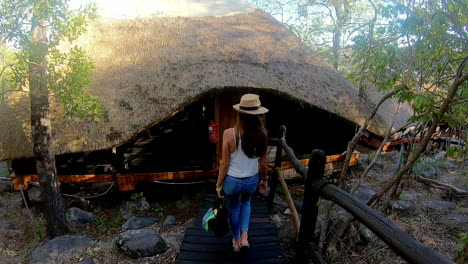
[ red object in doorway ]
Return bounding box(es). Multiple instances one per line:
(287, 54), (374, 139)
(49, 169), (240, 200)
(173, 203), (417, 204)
(208, 120), (218, 143)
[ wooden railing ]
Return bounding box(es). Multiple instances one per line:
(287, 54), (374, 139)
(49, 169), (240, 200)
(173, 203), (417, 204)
(267, 126), (452, 264)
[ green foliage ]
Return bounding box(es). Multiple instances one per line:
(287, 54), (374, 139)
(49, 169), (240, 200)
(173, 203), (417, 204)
(458, 232), (468, 250)
(150, 207), (165, 219)
(0, 0), (105, 119)
(95, 217), (108, 233)
(130, 192), (146, 202)
(33, 217), (46, 241)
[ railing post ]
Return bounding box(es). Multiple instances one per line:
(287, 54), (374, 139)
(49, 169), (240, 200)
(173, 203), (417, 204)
(296, 149), (326, 263)
(267, 126), (286, 212)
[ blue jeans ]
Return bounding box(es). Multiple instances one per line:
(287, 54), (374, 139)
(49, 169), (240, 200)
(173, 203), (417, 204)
(223, 174), (259, 239)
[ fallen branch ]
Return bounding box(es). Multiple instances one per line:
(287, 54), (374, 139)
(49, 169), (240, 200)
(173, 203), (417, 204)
(417, 176), (468, 197)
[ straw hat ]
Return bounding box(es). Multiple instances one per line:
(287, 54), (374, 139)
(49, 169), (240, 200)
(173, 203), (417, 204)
(233, 94), (269, 115)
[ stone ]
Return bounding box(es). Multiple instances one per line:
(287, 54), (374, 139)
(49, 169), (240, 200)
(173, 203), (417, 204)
(122, 216), (159, 231)
(436, 214), (468, 230)
(277, 220), (296, 246)
(160, 232), (184, 248)
(115, 229), (167, 259)
(359, 224), (376, 243)
(0, 181), (11, 192)
(419, 165), (437, 179)
(345, 185), (377, 204)
(271, 214), (284, 228)
(122, 200), (150, 213)
(67, 207), (98, 224)
(399, 191), (416, 201)
(0, 220), (14, 229)
(273, 195), (288, 208)
(182, 218), (196, 228)
(175, 199), (190, 210)
(388, 200), (419, 216)
(78, 259), (96, 264)
(163, 215), (176, 228)
(293, 200), (303, 212)
(31, 235), (94, 263)
(426, 201), (456, 212)
(122, 212), (134, 221)
(284, 208), (291, 215)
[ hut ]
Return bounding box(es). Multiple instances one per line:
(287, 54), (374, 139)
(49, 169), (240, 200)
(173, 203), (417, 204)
(0, 0), (407, 191)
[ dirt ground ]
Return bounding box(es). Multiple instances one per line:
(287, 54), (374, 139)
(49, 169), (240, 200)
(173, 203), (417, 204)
(0, 149), (466, 263)
(276, 149), (467, 263)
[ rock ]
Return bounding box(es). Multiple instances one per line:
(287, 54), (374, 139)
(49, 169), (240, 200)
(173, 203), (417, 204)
(31, 235), (94, 263)
(122, 212), (134, 221)
(271, 214), (284, 228)
(78, 259), (96, 264)
(436, 214), (468, 230)
(68, 207), (98, 224)
(419, 165), (437, 179)
(175, 199), (190, 210)
(277, 220), (296, 245)
(182, 218), (196, 229)
(0, 181), (11, 192)
(273, 195), (288, 208)
(160, 232), (184, 248)
(0, 220), (14, 229)
(293, 200), (303, 212)
(115, 229), (167, 259)
(388, 200), (419, 216)
(345, 185), (377, 204)
(399, 191), (416, 201)
(163, 216), (176, 228)
(284, 208), (291, 215)
(359, 224), (376, 243)
(122, 200), (150, 213)
(426, 201), (456, 212)
(122, 216), (159, 231)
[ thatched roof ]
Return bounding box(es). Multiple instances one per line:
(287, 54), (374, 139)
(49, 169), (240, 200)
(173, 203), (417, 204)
(0, 6), (405, 161)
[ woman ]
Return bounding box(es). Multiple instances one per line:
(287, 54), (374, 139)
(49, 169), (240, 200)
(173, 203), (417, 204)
(216, 93), (269, 252)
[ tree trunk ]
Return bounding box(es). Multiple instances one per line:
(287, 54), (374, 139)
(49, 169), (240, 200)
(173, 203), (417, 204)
(368, 57), (468, 206)
(29, 16), (73, 238)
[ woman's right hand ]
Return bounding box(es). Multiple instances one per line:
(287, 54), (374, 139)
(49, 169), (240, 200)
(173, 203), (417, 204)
(259, 179), (268, 194)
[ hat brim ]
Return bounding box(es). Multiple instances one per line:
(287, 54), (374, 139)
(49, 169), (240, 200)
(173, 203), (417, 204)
(233, 104), (269, 115)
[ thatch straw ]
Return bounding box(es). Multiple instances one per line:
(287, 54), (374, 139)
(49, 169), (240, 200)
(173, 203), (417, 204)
(0, 10), (404, 160)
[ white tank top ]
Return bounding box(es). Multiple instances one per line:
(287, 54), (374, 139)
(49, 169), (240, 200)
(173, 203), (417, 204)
(227, 129), (259, 178)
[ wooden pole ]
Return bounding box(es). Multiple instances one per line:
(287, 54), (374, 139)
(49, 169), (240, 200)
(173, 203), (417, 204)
(267, 126), (286, 212)
(296, 149), (326, 263)
(276, 168), (300, 236)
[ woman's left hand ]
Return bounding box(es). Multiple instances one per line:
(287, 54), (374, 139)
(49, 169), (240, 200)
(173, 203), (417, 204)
(259, 180), (268, 194)
(216, 185), (224, 198)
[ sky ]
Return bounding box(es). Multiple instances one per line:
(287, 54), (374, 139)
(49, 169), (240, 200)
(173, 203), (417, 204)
(68, 0), (255, 18)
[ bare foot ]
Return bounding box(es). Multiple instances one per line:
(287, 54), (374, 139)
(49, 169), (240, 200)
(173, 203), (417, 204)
(240, 231), (249, 247)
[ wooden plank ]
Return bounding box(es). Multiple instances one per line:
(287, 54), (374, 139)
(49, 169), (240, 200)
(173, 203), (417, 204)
(180, 241), (281, 252)
(183, 235), (279, 245)
(268, 151), (359, 171)
(189, 222), (277, 231)
(185, 228), (278, 238)
(177, 246), (283, 261)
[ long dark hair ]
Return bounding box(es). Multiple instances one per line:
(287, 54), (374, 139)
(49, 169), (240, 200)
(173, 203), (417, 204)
(235, 113), (268, 158)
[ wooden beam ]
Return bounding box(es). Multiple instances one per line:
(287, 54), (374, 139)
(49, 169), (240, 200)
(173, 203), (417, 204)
(276, 168), (300, 237)
(12, 169), (218, 191)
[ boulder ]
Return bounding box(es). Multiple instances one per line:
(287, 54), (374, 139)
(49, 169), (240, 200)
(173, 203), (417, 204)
(0, 220), (14, 229)
(345, 185), (377, 204)
(271, 214), (284, 228)
(388, 200), (419, 216)
(0, 181), (11, 193)
(67, 207), (98, 224)
(284, 208), (291, 215)
(436, 214), (468, 230)
(160, 232), (184, 248)
(124, 200), (150, 211)
(426, 201), (456, 212)
(419, 165), (437, 179)
(31, 235), (94, 263)
(163, 216), (176, 229)
(122, 216), (159, 231)
(273, 195), (288, 208)
(78, 259), (96, 264)
(115, 229), (167, 259)
(294, 200), (303, 212)
(182, 218), (196, 229)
